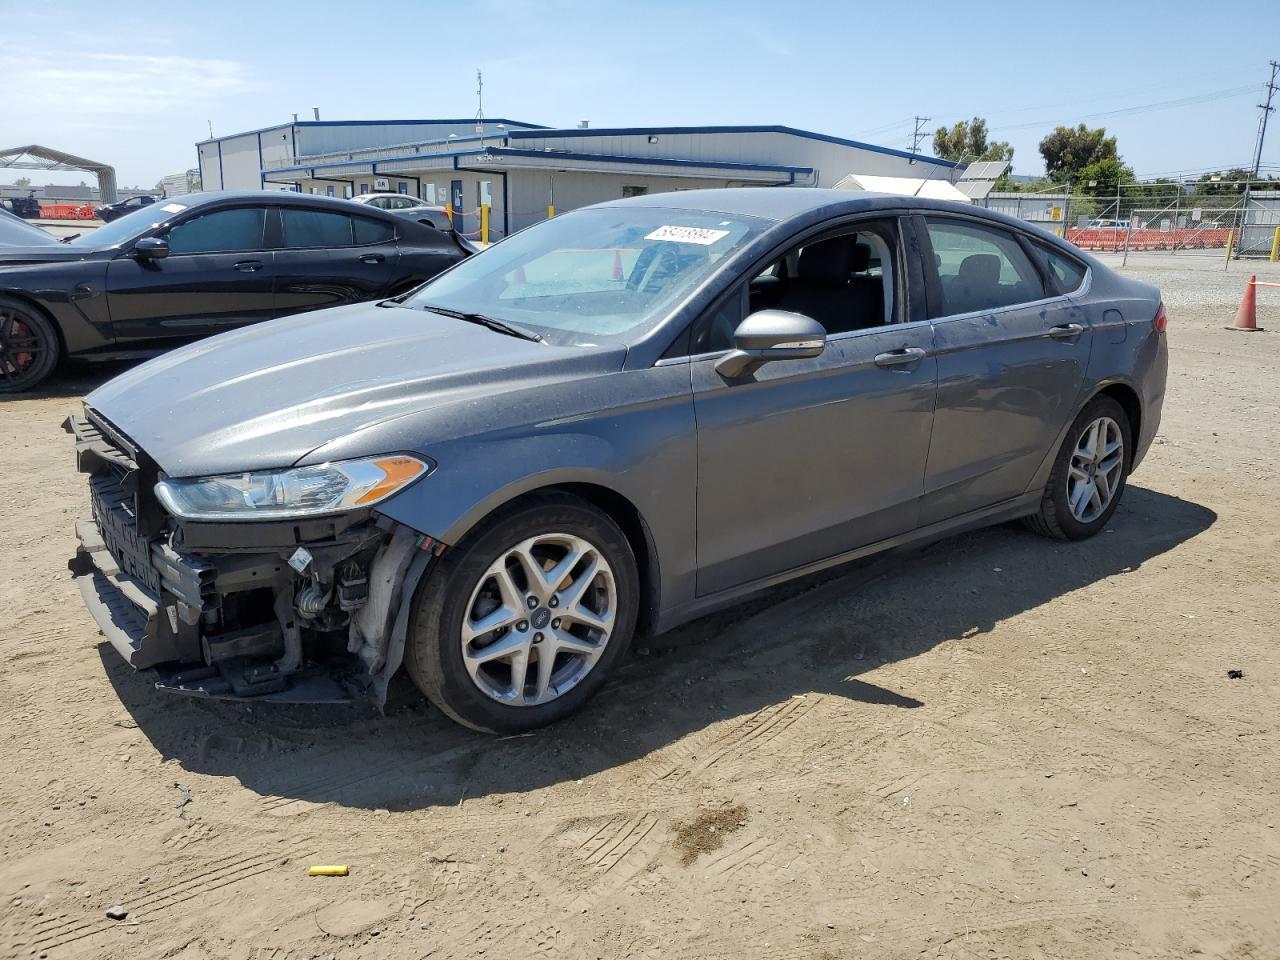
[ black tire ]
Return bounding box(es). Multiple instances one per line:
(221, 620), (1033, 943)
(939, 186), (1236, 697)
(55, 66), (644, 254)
(0, 296), (60, 394)
(1026, 395), (1132, 541)
(404, 493), (639, 734)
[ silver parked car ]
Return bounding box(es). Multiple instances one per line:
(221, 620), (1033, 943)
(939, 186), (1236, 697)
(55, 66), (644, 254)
(68, 189), (1167, 732)
(348, 193), (452, 231)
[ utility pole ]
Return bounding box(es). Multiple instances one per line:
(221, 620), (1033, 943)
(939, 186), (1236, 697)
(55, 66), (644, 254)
(475, 68), (485, 147)
(1239, 60), (1278, 258)
(1250, 60), (1279, 178)
(910, 116), (931, 163)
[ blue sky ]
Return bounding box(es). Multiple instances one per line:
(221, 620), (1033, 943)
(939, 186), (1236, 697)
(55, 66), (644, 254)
(3, 0), (1277, 187)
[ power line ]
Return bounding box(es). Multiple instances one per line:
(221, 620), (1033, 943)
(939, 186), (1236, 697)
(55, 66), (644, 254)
(988, 84), (1258, 133)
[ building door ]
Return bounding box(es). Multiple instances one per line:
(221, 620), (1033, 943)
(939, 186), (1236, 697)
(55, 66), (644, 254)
(451, 179), (465, 234)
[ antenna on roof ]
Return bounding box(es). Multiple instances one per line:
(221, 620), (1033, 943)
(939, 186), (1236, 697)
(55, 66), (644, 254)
(475, 68), (485, 146)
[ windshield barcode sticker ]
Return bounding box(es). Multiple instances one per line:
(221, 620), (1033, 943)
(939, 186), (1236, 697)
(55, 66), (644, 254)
(645, 225), (731, 245)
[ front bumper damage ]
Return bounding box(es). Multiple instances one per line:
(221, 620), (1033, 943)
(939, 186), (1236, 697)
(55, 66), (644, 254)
(65, 410), (439, 704)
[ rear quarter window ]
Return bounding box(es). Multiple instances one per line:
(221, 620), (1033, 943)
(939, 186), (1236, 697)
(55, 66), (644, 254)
(1034, 241), (1088, 294)
(353, 217), (394, 245)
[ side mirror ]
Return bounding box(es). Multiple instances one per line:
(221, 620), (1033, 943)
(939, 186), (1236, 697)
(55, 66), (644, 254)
(132, 237), (169, 260)
(715, 309), (826, 379)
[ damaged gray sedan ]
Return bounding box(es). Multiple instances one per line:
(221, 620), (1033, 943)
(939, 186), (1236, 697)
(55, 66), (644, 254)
(68, 188), (1167, 733)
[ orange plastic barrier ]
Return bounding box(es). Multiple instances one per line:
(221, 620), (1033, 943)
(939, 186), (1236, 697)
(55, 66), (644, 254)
(38, 203), (97, 220)
(1066, 226), (1234, 252)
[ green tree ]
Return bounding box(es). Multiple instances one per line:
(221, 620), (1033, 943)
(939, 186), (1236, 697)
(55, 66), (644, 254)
(1193, 168), (1255, 196)
(1075, 157), (1135, 198)
(932, 117), (1014, 164)
(1039, 124), (1118, 182)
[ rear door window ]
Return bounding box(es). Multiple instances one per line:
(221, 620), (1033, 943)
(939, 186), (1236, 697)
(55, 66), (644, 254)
(281, 209), (353, 248)
(165, 208), (265, 254)
(923, 218), (1046, 316)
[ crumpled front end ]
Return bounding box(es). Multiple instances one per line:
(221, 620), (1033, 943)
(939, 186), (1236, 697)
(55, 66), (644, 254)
(65, 408), (438, 703)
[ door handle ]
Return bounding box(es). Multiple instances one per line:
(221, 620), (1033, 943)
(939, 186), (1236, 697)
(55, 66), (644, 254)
(360, 253), (385, 264)
(1048, 322), (1085, 339)
(233, 260), (263, 273)
(874, 347), (927, 368)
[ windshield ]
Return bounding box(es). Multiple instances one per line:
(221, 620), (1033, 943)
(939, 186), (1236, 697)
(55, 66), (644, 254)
(404, 206), (768, 344)
(0, 210), (58, 246)
(69, 199), (191, 247)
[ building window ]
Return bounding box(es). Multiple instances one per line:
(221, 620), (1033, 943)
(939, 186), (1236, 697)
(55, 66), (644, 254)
(344, 185), (353, 199)
(397, 182), (409, 194)
(424, 183), (437, 203)
(622, 185), (648, 198)
(360, 183), (370, 195)
(325, 185), (335, 197)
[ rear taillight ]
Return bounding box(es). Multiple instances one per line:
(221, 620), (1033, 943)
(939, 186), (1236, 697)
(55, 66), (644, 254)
(1153, 302), (1167, 334)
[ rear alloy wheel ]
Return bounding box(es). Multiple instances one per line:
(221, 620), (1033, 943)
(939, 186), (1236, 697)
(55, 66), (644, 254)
(405, 494), (639, 733)
(1026, 395), (1132, 541)
(0, 297), (60, 394)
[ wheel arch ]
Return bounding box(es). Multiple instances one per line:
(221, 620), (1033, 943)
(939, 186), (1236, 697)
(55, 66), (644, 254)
(449, 481), (662, 640)
(1094, 381), (1142, 456)
(1025, 378), (1144, 497)
(0, 289), (67, 356)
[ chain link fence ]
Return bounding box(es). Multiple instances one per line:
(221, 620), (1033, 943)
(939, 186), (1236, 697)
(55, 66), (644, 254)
(981, 187), (1280, 261)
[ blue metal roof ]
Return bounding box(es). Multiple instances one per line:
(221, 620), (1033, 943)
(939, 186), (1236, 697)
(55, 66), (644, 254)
(507, 125), (957, 168)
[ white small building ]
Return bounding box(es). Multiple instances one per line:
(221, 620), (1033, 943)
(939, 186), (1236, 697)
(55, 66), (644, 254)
(197, 118), (959, 240)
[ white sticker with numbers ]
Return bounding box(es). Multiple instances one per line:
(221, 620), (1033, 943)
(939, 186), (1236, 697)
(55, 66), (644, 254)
(644, 225), (730, 245)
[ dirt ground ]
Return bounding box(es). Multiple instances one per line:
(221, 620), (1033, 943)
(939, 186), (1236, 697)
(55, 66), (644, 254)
(2, 255), (1278, 960)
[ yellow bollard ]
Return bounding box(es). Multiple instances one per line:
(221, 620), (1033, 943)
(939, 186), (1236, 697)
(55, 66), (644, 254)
(480, 203), (490, 245)
(547, 204), (555, 219)
(1271, 226), (1279, 263)
(445, 202), (454, 226)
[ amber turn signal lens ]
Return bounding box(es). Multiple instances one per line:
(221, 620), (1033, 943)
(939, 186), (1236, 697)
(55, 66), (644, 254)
(354, 455), (428, 505)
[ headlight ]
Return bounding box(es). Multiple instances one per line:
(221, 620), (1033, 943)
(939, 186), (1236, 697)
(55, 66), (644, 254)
(154, 455), (430, 521)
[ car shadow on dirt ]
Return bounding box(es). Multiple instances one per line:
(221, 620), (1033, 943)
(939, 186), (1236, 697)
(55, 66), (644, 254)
(0, 360), (138, 402)
(101, 485), (1215, 811)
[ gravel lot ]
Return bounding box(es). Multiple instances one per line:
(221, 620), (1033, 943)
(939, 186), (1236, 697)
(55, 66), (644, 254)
(1, 253), (1278, 960)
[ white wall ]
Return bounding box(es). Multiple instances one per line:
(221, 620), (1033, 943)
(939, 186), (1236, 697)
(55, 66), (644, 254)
(505, 169), (737, 231)
(197, 142), (222, 190)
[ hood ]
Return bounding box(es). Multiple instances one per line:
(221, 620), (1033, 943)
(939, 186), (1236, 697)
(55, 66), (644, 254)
(87, 302), (626, 477)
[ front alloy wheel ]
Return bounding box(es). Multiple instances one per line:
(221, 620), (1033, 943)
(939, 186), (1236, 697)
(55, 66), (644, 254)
(461, 533), (617, 706)
(0, 297), (60, 393)
(405, 494), (638, 733)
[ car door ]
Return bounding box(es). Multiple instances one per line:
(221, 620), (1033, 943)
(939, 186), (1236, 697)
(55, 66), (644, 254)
(689, 218), (938, 596)
(105, 204), (276, 344)
(916, 214), (1092, 525)
(272, 206), (401, 315)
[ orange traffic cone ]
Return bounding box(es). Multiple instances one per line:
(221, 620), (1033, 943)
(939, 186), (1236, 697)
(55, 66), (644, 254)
(1228, 275), (1264, 332)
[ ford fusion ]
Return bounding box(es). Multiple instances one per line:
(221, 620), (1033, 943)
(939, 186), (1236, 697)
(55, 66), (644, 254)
(68, 188), (1167, 733)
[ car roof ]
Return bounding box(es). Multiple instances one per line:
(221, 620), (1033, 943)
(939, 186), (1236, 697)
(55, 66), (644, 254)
(172, 190), (395, 212)
(594, 187), (1071, 246)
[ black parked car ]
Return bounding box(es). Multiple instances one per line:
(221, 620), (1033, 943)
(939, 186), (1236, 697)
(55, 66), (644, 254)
(95, 194), (158, 223)
(0, 191), (470, 392)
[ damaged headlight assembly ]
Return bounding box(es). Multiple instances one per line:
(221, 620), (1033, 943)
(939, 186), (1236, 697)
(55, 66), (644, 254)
(154, 455), (431, 521)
